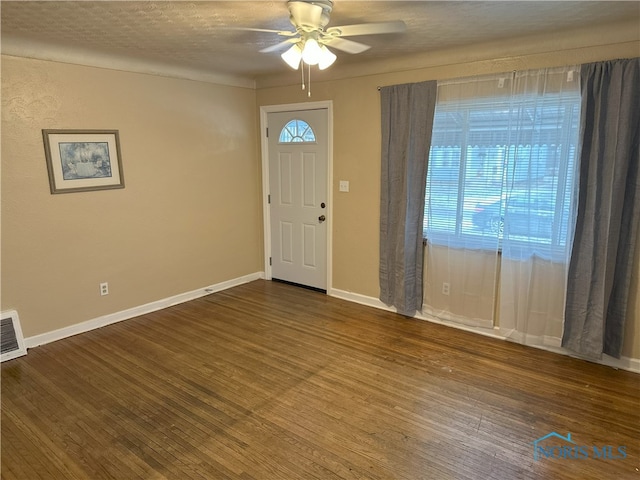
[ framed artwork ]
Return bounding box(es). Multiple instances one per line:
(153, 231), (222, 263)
(42, 129), (125, 194)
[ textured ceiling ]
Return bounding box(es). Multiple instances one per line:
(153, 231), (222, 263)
(2, 1), (639, 81)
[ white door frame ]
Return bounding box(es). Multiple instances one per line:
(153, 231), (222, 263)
(260, 101), (333, 293)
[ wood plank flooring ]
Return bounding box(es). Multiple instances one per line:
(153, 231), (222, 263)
(2, 280), (639, 479)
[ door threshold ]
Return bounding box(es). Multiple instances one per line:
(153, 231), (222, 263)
(271, 278), (327, 294)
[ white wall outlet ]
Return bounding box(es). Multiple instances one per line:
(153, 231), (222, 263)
(339, 180), (350, 192)
(100, 282), (109, 296)
(442, 282), (450, 295)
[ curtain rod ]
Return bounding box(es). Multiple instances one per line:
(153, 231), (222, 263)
(377, 67), (575, 91)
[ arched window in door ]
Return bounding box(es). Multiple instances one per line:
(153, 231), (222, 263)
(279, 119), (316, 143)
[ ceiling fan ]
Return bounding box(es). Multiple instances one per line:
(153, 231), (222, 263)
(241, 0), (406, 71)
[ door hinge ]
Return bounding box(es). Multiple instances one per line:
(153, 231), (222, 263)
(269, 257), (272, 266)
(266, 127), (269, 137)
(268, 194), (271, 204)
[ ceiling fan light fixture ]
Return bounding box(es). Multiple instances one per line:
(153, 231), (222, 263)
(281, 44), (303, 69)
(301, 38), (322, 65)
(246, 0), (405, 95)
(318, 46), (336, 70)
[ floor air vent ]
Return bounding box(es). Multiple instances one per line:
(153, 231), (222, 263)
(1, 310), (27, 362)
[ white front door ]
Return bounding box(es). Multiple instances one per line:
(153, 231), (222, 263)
(267, 109), (328, 290)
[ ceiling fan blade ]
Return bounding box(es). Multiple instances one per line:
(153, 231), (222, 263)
(288, 2), (324, 29)
(260, 38), (299, 53)
(226, 27), (297, 37)
(324, 37), (370, 54)
(326, 21), (406, 37)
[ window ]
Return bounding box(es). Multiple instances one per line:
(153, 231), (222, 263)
(279, 119), (316, 143)
(424, 85), (581, 258)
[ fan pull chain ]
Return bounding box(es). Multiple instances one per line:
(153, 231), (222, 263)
(298, 60), (313, 98)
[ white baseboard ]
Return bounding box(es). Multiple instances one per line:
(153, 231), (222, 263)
(599, 354), (640, 373)
(532, 343), (640, 374)
(329, 288), (640, 374)
(329, 288), (502, 340)
(329, 288), (395, 312)
(25, 272), (264, 349)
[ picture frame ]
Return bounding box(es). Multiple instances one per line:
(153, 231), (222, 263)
(42, 129), (125, 194)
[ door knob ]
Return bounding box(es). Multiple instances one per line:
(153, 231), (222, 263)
(318, 215), (326, 223)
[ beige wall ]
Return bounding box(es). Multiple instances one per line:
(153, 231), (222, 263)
(1, 56), (262, 338)
(255, 24), (640, 359)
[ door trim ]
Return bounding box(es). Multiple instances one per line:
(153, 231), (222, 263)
(260, 101), (333, 293)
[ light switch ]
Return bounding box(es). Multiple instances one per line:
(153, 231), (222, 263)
(339, 180), (350, 192)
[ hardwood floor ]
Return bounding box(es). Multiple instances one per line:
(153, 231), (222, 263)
(2, 280), (639, 479)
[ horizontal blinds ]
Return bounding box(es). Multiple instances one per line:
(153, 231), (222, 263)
(424, 90), (580, 258)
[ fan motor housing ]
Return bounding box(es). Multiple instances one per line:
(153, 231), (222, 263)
(288, 0), (334, 31)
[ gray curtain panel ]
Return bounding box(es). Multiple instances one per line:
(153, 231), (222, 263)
(563, 58), (640, 359)
(379, 81), (437, 316)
